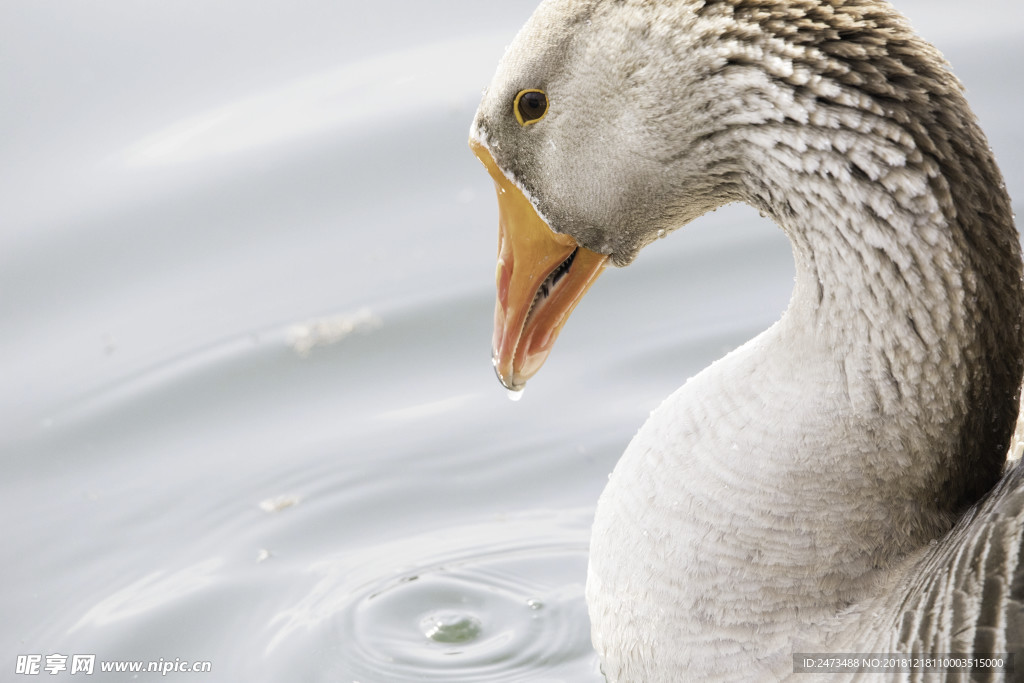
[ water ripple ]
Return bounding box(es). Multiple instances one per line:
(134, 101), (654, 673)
(268, 509), (602, 682)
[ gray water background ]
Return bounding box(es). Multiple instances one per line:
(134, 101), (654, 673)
(2, 1), (1022, 680)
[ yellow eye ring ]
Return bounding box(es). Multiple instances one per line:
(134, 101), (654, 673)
(514, 89), (548, 126)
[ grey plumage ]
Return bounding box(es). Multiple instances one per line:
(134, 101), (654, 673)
(471, 0), (1024, 680)
(820, 461), (1024, 682)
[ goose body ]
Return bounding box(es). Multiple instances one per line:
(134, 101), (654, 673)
(469, 1), (1024, 680)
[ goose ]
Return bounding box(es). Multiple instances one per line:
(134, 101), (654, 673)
(469, 0), (1024, 680)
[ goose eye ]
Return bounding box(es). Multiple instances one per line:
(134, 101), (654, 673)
(514, 89), (548, 126)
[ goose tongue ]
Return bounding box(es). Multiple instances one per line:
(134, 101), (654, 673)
(469, 139), (608, 391)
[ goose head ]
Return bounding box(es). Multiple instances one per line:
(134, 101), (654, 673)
(470, 0), (770, 389)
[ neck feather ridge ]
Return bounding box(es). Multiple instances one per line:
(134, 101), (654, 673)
(708, 6), (1024, 516)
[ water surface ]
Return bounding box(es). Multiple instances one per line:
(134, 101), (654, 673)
(2, 1), (1021, 680)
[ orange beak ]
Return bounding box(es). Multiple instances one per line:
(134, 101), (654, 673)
(470, 138), (609, 391)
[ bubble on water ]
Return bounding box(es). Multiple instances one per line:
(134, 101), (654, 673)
(421, 612), (483, 644)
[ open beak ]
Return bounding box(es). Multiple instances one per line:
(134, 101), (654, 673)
(470, 138), (609, 391)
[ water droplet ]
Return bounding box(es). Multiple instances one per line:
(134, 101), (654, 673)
(526, 598), (544, 610)
(420, 612), (482, 644)
(657, 229), (666, 238)
(507, 387), (524, 402)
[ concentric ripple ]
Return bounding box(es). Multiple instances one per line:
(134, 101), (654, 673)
(268, 508), (603, 682)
